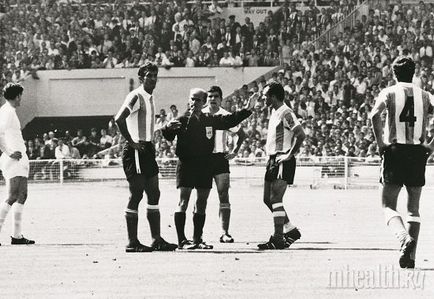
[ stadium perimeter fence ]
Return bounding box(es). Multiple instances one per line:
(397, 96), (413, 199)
(2, 156), (432, 189)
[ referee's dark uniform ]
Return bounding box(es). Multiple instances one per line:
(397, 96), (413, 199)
(162, 108), (251, 188)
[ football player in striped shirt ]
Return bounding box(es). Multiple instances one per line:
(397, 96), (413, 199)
(371, 56), (434, 268)
(115, 63), (177, 252)
(258, 81), (306, 250)
(202, 86), (246, 243)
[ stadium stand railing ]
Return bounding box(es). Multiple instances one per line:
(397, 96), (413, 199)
(314, 0), (368, 47)
(0, 156), (410, 189)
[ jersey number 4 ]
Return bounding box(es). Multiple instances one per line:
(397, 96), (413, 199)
(399, 96), (416, 127)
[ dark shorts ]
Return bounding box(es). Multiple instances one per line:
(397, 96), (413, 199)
(264, 155), (296, 185)
(380, 144), (429, 187)
(176, 157), (213, 189)
(122, 142), (159, 181)
(211, 153), (230, 176)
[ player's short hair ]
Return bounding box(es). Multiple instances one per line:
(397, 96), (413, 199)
(138, 62), (158, 77)
(3, 82), (24, 100)
(208, 86), (222, 98)
(392, 56), (415, 82)
(265, 81), (285, 102)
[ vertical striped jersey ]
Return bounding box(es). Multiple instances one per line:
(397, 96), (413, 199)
(202, 106), (239, 153)
(115, 86), (155, 142)
(376, 82), (434, 145)
(266, 104), (300, 155)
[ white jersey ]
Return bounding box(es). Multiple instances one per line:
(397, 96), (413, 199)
(266, 104), (300, 155)
(115, 85), (156, 142)
(0, 101), (29, 179)
(375, 82), (434, 144)
(0, 101), (26, 155)
(202, 106), (239, 153)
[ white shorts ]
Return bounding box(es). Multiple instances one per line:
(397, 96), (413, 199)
(0, 152), (29, 180)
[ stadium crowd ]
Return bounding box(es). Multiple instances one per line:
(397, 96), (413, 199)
(1, 0), (359, 89)
(3, 0), (434, 166)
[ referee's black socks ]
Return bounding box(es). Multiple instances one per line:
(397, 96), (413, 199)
(193, 213), (206, 244)
(125, 209), (139, 244)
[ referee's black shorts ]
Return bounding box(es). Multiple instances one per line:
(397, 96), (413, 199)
(265, 155), (296, 185)
(176, 157), (213, 189)
(210, 153), (230, 176)
(122, 142), (159, 181)
(380, 143), (430, 187)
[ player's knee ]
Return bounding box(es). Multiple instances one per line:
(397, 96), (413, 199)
(130, 191), (143, 202)
(407, 209), (420, 222)
(263, 196), (271, 207)
(147, 189), (160, 206)
(17, 190), (27, 202)
(218, 191), (229, 203)
(177, 199), (189, 212)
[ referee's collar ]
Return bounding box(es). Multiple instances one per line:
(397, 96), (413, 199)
(397, 82), (414, 87)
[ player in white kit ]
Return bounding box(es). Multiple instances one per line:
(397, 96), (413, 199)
(371, 56), (434, 268)
(0, 83), (35, 245)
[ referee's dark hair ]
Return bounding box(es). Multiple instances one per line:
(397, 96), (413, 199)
(3, 82), (24, 100)
(265, 81), (285, 102)
(208, 86), (223, 98)
(138, 62), (158, 78)
(392, 56), (415, 83)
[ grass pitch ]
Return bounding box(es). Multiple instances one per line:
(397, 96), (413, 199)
(0, 180), (433, 298)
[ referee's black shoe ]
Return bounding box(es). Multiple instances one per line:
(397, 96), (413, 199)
(151, 238), (178, 251)
(126, 242), (153, 253)
(11, 236), (35, 245)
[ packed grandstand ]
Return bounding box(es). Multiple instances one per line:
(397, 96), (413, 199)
(2, 0), (434, 165)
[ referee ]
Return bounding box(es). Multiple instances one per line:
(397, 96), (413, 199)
(162, 88), (255, 249)
(115, 63), (177, 252)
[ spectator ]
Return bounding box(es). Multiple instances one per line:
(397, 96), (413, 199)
(55, 139), (71, 159)
(100, 129), (113, 150)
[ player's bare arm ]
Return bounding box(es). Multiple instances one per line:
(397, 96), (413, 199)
(115, 100), (146, 152)
(211, 109), (252, 131)
(370, 97), (387, 154)
(225, 127), (246, 160)
(276, 125), (306, 164)
(0, 123), (22, 161)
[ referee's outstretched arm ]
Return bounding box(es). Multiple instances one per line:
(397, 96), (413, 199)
(210, 109), (252, 130)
